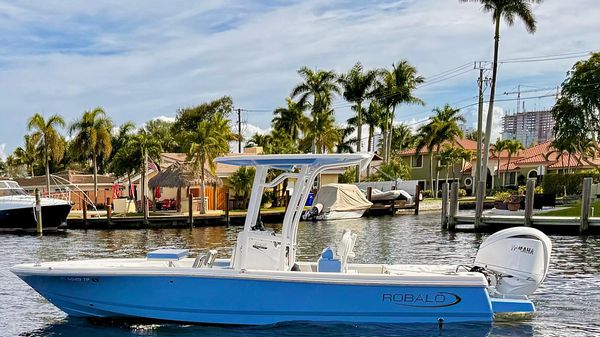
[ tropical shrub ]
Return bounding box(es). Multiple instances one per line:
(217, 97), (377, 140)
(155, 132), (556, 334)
(542, 171), (600, 195)
(421, 189), (433, 198)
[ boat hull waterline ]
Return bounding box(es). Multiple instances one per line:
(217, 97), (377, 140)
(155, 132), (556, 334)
(14, 271), (496, 324)
(0, 203), (71, 232)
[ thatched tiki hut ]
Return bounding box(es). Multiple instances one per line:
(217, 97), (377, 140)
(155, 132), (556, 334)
(148, 162), (223, 213)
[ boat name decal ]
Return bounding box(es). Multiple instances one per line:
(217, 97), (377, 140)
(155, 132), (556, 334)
(382, 292), (461, 308)
(511, 245), (534, 255)
(61, 277), (99, 283)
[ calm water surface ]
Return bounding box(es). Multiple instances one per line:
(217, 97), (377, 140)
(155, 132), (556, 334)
(1, 213), (599, 337)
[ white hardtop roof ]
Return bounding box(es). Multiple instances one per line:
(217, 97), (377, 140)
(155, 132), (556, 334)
(214, 153), (373, 171)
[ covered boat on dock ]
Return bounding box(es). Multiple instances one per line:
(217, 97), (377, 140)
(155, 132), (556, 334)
(303, 183), (372, 221)
(12, 154), (552, 325)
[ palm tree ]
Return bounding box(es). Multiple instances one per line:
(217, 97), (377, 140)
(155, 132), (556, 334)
(375, 60), (424, 162)
(185, 113), (234, 213)
(13, 135), (38, 177)
(575, 138), (599, 167)
(491, 139), (509, 187)
(416, 105), (465, 193)
(462, 0), (541, 191)
(362, 100), (386, 153)
(336, 125), (356, 154)
(390, 124), (415, 155)
(272, 98), (309, 141)
(229, 166), (256, 208)
(291, 67), (340, 153)
(338, 62), (378, 152)
(27, 113), (66, 194)
(69, 107), (113, 205)
(247, 133), (272, 148)
(504, 139), (525, 185)
(304, 109), (340, 154)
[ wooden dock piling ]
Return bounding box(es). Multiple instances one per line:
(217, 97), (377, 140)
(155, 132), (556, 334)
(448, 182), (458, 230)
(225, 192), (230, 226)
(107, 205), (112, 224)
(414, 185), (421, 215)
(188, 193), (193, 228)
(524, 179), (535, 227)
(366, 187), (372, 201)
(441, 183), (449, 229)
(35, 188), (42, 235)
(82, 199), (88, 226)
(581, 177), (592, 234)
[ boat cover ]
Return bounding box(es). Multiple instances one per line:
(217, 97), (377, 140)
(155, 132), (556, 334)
(314, 184), (372, 212)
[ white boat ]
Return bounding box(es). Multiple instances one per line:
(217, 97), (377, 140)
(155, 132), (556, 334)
(303, 183), (372, 221)
(369, 188), (414, 204)
(0, 180), (71, 232)
(11, 154), (552, 325)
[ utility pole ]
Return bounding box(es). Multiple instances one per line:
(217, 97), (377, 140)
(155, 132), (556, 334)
(474, 61), (491, 228)
(237, 108), (242, 153)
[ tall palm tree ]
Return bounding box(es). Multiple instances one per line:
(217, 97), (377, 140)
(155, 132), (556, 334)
(338, 62), (378, 152)
(69, 107), (113, 205)
(272, 98), (309, 141)
(504, 139), (525, 185)
(375, 60), (424, 162)
(27, 113), (66, 194)
(291, 67), (340, 117)
(291, 67), (340, 153)
(416, 105), (465, 193)
(13, 135), (38, 177)
(491, 139), (509, 188)
(185, 113), (234, 213)
(462, 0), (541, 191)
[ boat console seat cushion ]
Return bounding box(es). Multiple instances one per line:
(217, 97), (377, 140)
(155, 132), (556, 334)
(317, 247), (341, 272)
(147, 249), (189, 261)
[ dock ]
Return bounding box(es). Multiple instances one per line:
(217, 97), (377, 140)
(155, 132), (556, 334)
(66, 209), (287, 229)
(441, 178), (600, 235)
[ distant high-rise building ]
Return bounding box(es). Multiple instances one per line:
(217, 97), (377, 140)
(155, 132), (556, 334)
(501, 110), (554, 147)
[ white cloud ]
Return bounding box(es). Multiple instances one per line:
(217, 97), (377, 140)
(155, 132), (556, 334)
(0, 0), (598, 154)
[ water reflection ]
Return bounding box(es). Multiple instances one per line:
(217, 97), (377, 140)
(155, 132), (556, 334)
(20, 318), (509, 337)
(1, 212), (599, 337)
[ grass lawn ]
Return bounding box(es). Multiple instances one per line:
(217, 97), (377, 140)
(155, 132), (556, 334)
(538, 200), (600, 217)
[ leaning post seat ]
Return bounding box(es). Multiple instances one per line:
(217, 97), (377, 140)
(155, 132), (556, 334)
(317, 247), (341, 272)
(147, 248), (190, 267)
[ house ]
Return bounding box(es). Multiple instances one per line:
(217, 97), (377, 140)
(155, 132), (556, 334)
(397, 138), (479, 192)
(14, 170), (116, 210)
(400, 138), (600, 195)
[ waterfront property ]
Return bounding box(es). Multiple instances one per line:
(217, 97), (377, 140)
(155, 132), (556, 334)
(400, 138), (600, 195)
(13, 170), (116, 210)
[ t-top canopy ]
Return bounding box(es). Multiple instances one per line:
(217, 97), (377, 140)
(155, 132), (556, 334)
(215, 153), (373, 171)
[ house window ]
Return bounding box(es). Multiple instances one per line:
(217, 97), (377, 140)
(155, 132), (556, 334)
(411, 155), (423, 168)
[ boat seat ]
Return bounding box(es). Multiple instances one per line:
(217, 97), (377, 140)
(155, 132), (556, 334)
(337, 229), (357, 273)
(193, 250), (218, 268)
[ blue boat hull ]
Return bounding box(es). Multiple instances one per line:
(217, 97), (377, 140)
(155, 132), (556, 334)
(18, 274), (494, 325)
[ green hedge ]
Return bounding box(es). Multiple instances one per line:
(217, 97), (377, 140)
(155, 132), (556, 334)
(542, 171), (600, 195)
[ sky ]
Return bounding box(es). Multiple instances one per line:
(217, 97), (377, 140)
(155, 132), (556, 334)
(0, 0), (599, 159)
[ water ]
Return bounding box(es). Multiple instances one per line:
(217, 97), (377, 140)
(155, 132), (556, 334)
(1, 213), (599, 337)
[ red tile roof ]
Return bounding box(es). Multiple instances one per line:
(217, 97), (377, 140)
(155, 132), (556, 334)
(399, 138), (478, 155)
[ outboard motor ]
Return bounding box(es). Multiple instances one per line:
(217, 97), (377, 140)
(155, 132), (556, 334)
(474, 227), (552, 296)
(302, 203), (323, 220)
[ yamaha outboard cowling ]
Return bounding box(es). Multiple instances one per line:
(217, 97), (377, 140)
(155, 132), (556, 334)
(474, 227), (552, 296)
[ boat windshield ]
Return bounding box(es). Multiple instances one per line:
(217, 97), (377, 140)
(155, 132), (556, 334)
(0, 181), (29, 197)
